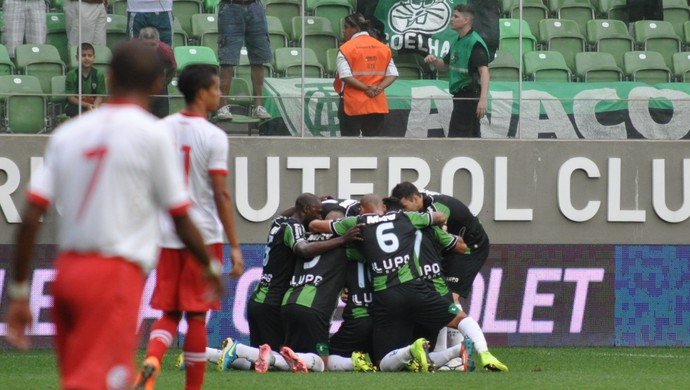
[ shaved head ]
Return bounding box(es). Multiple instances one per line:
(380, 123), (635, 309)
(360, 193), (384, 214)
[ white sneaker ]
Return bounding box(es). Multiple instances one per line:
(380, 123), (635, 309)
(253, 105), (271, 119)
(216, 105), (233, 120)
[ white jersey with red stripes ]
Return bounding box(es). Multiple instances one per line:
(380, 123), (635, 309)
(28, 101), (190, 273)
(158, 112), (229, 248)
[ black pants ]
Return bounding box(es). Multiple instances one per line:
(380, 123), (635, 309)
(449, 90), (481, 138)
(338, 98), (384, 137)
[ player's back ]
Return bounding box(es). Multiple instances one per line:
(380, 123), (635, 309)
(158, 112), (229, 247)
(37, 103), (187, 271)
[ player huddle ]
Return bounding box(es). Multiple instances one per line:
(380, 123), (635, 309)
(202, 184), (508, 375)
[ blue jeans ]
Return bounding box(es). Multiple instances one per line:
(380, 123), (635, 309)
(217, 1), (273, 65)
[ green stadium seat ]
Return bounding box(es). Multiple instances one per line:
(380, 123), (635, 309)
(395, 52), (430, 80)
(685, 21), (690, 50)
(227, 77), (254, 111)
(106, 14), (129, 50)
(596, 0), (627, 22)
(49, 0), (64, 12)
(624, 51), (671, 84)
(204, 0), (221, 12)
(633, 20), (681, 68)
(0, 75), (47, 133)
(586, 19), (633, 69)
(173, 46), (219, 74)
(274, 47), (324, 78)
(538, 18), (585, 72)
(489, 49), (521, 81)
(264, 0), (302, 40)
(191, 13), (217, 42)
(508, 0), (549, 38)
(672, 52), (690, 82)
(167, 78), (186, 114)
(574, 52), (622, 82)
(69, 44), (112, 74)
(172, 0), (202, 36)
(325, 47), (338, 77)
(267, 15), (289, 51)
(312, 0), (352, 40)
(547, 0), (595, 36)
(46, 12), (69, 64)
(662, 0), (690, 38)
(173, 17), (189, 47)
(499, 18), (537, 65)
(524, 51), (571, 82)
(15, 44), (65, 93)
(292, 16), (339, 69)
(0, 44), (15, 76)
(110, 0), (128, 17)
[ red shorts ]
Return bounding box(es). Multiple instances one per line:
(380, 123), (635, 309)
(52, 252), (145, 390)
(150, 243), (223, 312)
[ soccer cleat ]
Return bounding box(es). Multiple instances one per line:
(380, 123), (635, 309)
(480, 351), (508, 372)
(409, 338), (435, 373)
(437, 357), (464, 371)
(253, 105), (271, 119)
(463, 337), (476, 372)
(217, 337), (239, 372)
(255, 344), (272, 374)
(175, 353), (185, 371)
(216, 105), (233, 121)
(133, 356), (160, 390)
(351, 351), (377, 372)
(279, 346), (308, 373)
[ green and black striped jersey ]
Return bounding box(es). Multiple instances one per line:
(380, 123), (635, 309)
(418, 226), (457, 299)
(342, 261), (373, 320)
(251, 216), (307, 306)
(331, 211), (432, 292)
(281, 233), (348, 317)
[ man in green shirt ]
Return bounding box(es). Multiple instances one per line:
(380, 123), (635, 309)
(424, 4), (490, 137)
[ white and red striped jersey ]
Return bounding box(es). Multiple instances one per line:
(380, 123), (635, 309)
(158, 112), (229, 248)
(28, 101), (190, 273)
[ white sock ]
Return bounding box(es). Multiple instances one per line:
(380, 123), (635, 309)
(327, 354), (353, 371)
(457, 317), (488, 353)
(429, 344), (461, 367)
(272, 352), (290, 371)
(235, 343), (260, 361)
(205, 347), (222, 363)
(378, 346), (412, 372)
(231, 357), (253, 370)
(297, 353), (325, 372)
(434, 327), (447, 351)
(447, 327), (463, 347)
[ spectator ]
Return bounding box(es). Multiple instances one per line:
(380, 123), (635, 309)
(2, 0), (46, 59)
(424, 4), (489, 138)
(139, 27), (177, 118)
(127, 0), (173, 47)
(216, 0), (273, 121)
(65, 42), (107, 117)
(64, 0), (107, 47)
(334, 13), (398, 137)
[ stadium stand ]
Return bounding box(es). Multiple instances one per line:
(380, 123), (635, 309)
(0, 44), (15, 76)
(662, 0), (690, 38)
(46, 12), (69, 64)
(106, 14), (129, 50)
(15, 44), (65, 93)
(672, 52), (690, 82)
(586, 19), (633, 69)
(507, 0), (549, 38)
(547, 0), (595, 35)
(538, 18), (586, 72)
(499, 18), (537, 65)
(490, 49), (521, 81)
(264, 0), (302, 40)
(633, 20), (681, 68)
(173, 46), (219, 74)
(274, 47), (324, 78)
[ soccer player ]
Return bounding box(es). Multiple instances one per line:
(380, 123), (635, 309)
(310, 194), (507, 372)
(391, 181), (490, 313)
(135, 64), (245, 390)
(4, 41), (222, 390)
(246, 193), (360, 353)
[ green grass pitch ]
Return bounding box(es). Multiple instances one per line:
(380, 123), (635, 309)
(1, 347), (689, 389)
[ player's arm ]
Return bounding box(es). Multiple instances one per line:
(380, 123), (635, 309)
(432, 225), (467, 254)
(5, 202), (46, 350)
(211, 174), (244, 277)
(294, 226), (362, 259)
(405, 211), (446, 228)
